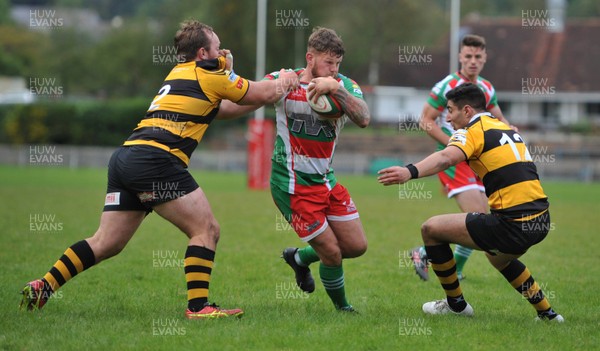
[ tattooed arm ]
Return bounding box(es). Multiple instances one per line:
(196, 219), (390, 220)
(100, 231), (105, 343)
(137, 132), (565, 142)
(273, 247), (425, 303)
(331, 87), (370, 128)
(307, 77), (370, 128)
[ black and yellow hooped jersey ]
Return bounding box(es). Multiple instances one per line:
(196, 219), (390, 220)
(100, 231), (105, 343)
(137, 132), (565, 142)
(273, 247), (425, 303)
(124, 57), (249, 166)
(448, 112), (548, 218)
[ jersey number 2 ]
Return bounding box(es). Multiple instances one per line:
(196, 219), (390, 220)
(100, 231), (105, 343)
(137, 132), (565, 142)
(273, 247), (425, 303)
(148, 84), (171, 111)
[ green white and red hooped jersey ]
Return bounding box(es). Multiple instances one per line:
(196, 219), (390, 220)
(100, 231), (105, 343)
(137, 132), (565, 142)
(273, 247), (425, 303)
(427, 72), (497, 150)
(264, 68), (364, 195)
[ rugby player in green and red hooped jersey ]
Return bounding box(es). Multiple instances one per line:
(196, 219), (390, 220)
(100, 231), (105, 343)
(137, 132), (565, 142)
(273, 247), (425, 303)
(264, 68), (361, 195)
(411, 34), (516, 282)
(269, 27), (370, 312)
(216, 27), (369, 312)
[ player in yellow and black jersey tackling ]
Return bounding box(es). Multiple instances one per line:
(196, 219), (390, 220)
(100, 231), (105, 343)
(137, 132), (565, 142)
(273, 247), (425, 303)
(378, 83), (563, 322)
(20, 20), (299, 319)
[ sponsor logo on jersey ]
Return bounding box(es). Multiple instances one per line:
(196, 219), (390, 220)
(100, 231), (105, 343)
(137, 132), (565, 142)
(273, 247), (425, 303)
(449, 129), (468, 145)
(227, 70), (238, 82)
(236, 78), (244, 89)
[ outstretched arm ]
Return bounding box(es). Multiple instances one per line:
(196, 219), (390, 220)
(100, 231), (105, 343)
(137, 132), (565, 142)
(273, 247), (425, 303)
(217, 69), (299, 120)
(216, 100), (261, 120)
(377, 146), (466, 186)
(238, 69), (299, 106)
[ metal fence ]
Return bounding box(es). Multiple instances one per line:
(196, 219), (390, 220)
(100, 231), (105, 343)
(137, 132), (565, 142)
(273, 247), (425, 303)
(1, 144), (598, 182)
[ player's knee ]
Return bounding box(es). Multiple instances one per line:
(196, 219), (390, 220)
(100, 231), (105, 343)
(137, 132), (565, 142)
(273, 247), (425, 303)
(421, 220), (430, 236)
(318, 245), (342, 266)
(107, 241), (127, 258)
(486, 253), (513, 271)
(420, 219), (435, 244)
(89, 237), (126, 262)
(358, 244), (368, 257)
(352, 239), (368, 257)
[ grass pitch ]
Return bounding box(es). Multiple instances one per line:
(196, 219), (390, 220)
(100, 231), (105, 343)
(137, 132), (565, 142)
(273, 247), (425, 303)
(0, 165), (598, 350)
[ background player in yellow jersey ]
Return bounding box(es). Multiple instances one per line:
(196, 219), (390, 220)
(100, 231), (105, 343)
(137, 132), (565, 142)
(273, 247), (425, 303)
(378, 83), (563, 322)
(20, 20), (299, 319)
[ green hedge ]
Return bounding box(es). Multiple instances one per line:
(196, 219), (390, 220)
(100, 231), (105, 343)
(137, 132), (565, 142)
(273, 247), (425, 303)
(0, 99), (147, 145)
(0, 100), (275, 146)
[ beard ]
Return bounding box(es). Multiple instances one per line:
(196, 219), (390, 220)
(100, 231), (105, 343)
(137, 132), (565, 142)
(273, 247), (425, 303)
(311, 65), (335, 79)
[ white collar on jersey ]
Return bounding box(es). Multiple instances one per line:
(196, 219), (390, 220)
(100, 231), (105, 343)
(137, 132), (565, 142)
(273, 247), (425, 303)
(468, 112), (493, 124)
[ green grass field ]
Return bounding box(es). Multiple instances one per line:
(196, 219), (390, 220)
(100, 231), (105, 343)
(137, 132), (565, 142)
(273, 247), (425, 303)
(1, 165), (598, 350)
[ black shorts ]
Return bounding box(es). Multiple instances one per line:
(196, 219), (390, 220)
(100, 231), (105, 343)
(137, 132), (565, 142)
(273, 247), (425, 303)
(103, 145), (199, 212)
(466, 210), (551, 255)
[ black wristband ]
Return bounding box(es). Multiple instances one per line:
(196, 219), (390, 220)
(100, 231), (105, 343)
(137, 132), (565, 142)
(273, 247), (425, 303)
(406, 163), (419, 179)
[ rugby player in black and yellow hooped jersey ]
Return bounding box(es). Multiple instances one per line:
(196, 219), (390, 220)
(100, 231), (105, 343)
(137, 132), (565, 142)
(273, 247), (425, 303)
(378, 83), (563, 322)
(20, 20), (299, 319)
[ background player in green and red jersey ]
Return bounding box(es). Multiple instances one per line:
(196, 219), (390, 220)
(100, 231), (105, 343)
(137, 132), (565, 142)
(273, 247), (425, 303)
(412, 34), (516, 281)
(267, 27), (371, 312)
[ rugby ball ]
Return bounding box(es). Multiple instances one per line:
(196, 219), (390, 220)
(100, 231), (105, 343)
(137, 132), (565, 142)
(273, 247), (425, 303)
(306, 89), (343, 118)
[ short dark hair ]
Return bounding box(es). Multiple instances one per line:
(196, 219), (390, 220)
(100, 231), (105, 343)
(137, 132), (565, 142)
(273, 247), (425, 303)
(445, 83), (486, 111)
(461, 34), (486, 50)
(174, 20), (214, 62)
(307, 27), (345, 57)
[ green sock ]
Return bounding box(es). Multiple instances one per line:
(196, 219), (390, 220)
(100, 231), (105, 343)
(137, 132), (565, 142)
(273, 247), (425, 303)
(319, 263), (350, 309)
(297, 246), (320, 266)
(454, 245), (473, 274)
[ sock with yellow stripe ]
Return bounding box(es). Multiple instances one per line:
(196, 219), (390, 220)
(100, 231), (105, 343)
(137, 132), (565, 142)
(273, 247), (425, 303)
(500, 259), (558, 319)
(425, 244), (467, 312)
(42, 240), (96, 294)
(184, 245), (214, 312)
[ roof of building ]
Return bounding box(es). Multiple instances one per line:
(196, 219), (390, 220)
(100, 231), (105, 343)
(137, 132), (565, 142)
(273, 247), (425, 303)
(381, 17), (600, 92)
